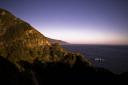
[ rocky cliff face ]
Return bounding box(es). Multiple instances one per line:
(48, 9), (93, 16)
(0, 8), (90, 69)
(0, 8), (51, 65)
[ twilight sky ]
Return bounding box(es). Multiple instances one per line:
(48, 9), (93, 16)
(0, 0), (128, 45)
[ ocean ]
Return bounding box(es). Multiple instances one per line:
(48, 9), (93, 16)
(62, 44), (128, 74)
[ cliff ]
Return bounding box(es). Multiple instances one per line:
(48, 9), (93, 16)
(0, 8), (90, 69)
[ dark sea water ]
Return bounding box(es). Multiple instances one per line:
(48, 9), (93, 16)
(62, 44), (128, 74)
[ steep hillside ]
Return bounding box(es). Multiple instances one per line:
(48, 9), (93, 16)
(0, 8), (52, 65)
(0, 8), (90, 69)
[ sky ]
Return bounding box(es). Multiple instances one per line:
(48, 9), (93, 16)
(0, 0), (128, 45)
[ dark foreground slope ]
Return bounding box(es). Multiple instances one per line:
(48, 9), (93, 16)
(0, 8), (128, 85)
(0, 56), (128, 85)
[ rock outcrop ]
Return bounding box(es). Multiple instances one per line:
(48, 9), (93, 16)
(0, 8), (90, 69)
(0, 8), (52, 66)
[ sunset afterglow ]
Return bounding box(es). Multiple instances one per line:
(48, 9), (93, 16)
(1, 0), (128, 45)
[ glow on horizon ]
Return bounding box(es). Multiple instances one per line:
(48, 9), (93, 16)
(37, 25), (128, 45)
(1, 0), (127, 45)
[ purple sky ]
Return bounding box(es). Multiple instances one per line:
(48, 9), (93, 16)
(0, 0), (128, 45)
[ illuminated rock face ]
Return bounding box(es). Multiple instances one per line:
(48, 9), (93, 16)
(0, 8), (91, 69)
(0, 8), (51, 64)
